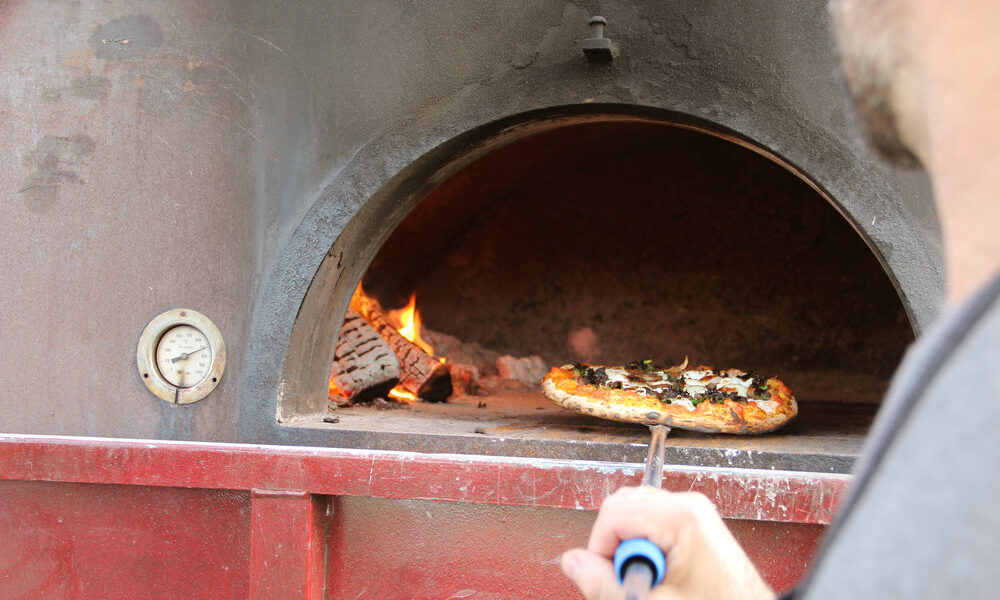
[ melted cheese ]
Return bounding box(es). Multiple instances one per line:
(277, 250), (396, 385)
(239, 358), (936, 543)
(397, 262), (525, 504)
(604, 369), (651, 397)
(604, 367), (692, 407)
(681, 370), (712, 395)
(604, 368), (635, 388)
(715, 376), (754, 398)
(683, 369), (714, 381)
(752, 399), (779, 414)
(670, 398), (697, 411)
(601, 366), (763, 412)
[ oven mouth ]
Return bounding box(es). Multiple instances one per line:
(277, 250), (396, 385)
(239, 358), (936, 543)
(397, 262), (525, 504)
(277, 112), (918, 474)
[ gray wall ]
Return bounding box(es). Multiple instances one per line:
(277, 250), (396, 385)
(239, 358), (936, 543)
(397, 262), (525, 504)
(1, 0), (253, 439)
(0, 0), (941, 442)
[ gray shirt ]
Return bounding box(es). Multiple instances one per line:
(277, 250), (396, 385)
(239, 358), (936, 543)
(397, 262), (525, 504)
(800, 274), (1000, 598)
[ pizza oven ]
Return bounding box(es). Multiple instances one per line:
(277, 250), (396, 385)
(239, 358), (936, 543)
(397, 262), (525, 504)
(249, 118), (938, 474)
(242, 6), (942, 476)
(0, 4), (946, 596)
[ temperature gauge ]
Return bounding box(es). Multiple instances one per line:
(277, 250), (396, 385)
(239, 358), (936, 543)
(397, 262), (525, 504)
(137, 309), (226, 404)
(155, 325), (212, 388)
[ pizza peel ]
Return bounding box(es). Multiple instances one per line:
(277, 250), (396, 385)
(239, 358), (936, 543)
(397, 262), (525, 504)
(614, 424), (670, 600)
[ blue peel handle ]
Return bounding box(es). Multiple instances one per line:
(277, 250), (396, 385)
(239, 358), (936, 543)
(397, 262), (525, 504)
(614, 538), (666, 586)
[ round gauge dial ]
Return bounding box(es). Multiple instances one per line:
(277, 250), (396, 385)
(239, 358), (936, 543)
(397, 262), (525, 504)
(137, 309), (226, 404)
(155, 325), (213, 388)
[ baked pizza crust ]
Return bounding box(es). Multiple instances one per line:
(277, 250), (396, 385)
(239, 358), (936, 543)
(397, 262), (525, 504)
(541, 366), (797, 434)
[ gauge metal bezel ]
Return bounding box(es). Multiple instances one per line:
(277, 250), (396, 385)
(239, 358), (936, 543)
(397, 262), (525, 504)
(137, 309), (226, 404)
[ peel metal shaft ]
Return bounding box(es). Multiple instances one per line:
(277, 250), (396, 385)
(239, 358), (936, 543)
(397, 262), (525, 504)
(642, 425), (669, 488)
(617, 424), (671, 600)
(621, 425), (670, 600)
(621, 560), (655, 600)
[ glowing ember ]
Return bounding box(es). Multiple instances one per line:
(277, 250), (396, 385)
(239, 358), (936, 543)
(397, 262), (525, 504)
(387, 387), (418, 403)
(388, 293), (435, 356)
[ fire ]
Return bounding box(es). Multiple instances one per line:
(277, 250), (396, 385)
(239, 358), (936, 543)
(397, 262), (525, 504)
(388, 293), (434, 356)
(340, 283), (444, 404)
(386, 292), (436, 402)
(387, 387), (418, 403)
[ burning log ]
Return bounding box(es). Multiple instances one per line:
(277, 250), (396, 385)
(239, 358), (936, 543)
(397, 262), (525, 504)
(329, 308), (401, 405)
(331, 286), (559, 403)
(350, 288), (452, 401)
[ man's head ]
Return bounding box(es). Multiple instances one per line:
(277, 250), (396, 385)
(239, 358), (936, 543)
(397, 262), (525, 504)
(828, 0), (922, 169)
(829, 0), (1000, 304)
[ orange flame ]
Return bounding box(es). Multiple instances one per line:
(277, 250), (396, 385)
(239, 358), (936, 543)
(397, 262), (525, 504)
(339, 284), (445, 404)
(388, 293), (434, 356)
(387, 387), (418, 403)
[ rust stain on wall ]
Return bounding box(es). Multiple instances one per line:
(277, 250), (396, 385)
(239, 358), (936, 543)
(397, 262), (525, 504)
(18, 134), (95, 213)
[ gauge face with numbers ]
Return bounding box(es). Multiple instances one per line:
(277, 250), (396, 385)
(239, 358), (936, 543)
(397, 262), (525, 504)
(155, 325), (212, 388)
(137, 309), (226, 404)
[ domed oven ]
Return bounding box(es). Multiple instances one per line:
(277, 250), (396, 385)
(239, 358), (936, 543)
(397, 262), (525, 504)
(254, 108), (939, 474)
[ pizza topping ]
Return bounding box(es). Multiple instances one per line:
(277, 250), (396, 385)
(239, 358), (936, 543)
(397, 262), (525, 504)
(751, 381), (771, 400)
(587, 364), (750, 408)
(715, 375), (754, 398)
(683, 369), (715, 381)
(671, 398), (697, 411)
(570, 361), (789, 413)
(681, 370), (716, 396)
(604, 368), (634, 388)
(581, 367), (609, 386)
(703, 386), (741, 403)
(652, 385), (689, 404)
(752, 399), (779, 414)
(543, 361), (797, 433)
(663, 384), (691, 399)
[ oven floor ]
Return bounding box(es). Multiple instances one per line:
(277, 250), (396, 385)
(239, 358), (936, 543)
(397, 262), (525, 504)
(290, 391), (877, 474)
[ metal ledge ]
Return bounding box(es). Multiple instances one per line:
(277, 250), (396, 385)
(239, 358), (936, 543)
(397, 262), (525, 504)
(285, 394), (875, 475)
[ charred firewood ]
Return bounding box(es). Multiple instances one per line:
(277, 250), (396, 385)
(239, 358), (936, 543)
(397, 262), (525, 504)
(329, 308), (401, 404)
(351, 290), (452, 401)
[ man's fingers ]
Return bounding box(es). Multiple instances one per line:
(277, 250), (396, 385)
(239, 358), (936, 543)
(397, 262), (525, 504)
(561, 548), (624, 600)
(568, 487), (774, 600)
(587, 487), (715, 557)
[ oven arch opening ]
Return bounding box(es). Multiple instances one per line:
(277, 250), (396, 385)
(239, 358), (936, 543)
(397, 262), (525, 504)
(361, 120), (912, 400)
(262, 106), (938, 470)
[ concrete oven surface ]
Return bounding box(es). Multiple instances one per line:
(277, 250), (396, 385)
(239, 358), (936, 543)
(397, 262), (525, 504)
(0, 1), (940, 442)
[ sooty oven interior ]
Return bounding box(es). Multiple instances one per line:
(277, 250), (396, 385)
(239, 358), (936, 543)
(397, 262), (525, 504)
(297, 120), (920, 473)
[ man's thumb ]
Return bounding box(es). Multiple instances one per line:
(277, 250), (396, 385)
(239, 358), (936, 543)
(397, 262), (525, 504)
(561, 548), (622, 600)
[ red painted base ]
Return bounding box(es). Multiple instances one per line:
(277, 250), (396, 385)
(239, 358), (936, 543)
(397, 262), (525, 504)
(0, 435), (844, 598)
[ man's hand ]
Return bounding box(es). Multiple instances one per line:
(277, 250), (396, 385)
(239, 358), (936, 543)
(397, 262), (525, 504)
(560, 487), (776, 600)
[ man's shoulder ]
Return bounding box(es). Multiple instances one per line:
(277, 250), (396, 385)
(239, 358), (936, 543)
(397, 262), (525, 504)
(798, 274), (1000, 599)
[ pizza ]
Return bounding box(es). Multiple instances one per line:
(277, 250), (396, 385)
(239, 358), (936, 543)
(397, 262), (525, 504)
(541, 358), (797, 434)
